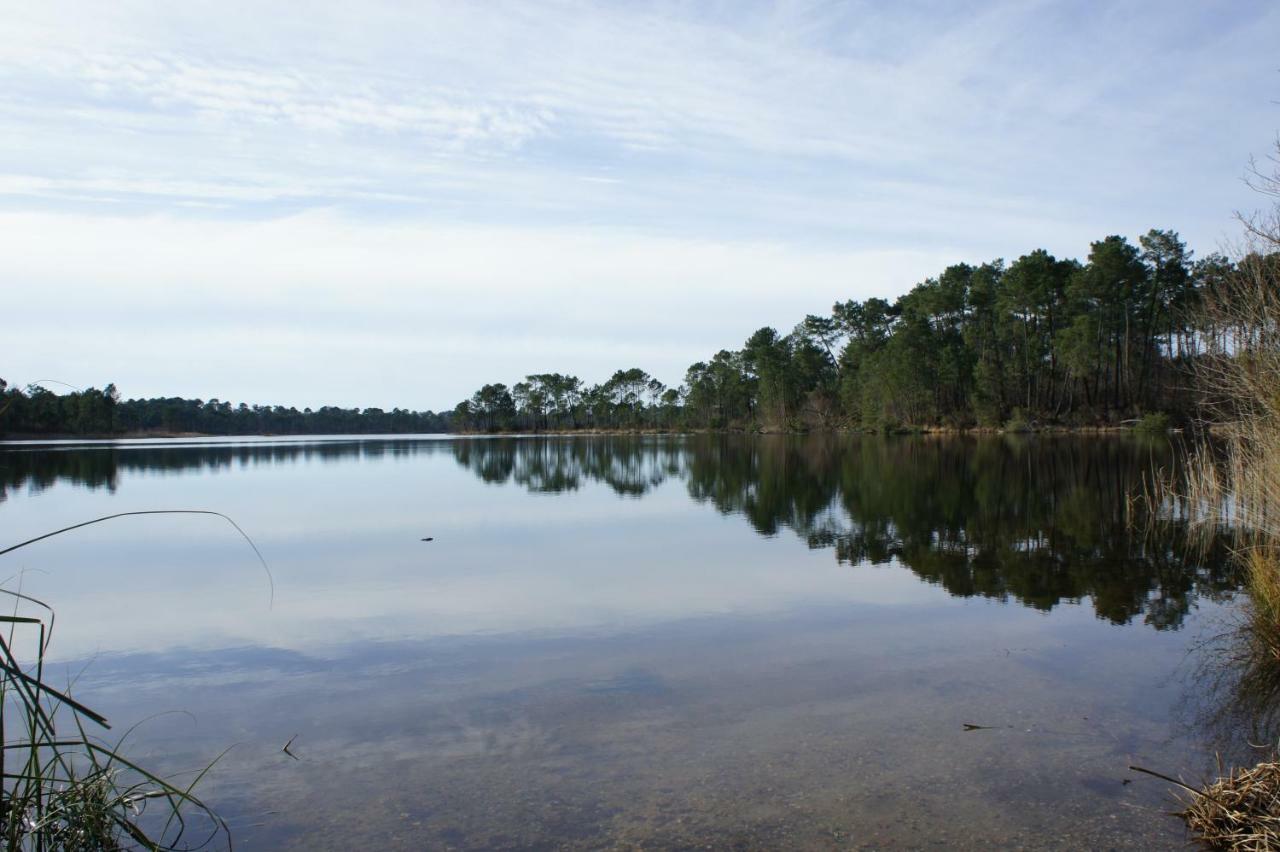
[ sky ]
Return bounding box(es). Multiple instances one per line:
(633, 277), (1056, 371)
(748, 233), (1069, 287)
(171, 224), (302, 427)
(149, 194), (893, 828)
(2, 0), (1278, 411)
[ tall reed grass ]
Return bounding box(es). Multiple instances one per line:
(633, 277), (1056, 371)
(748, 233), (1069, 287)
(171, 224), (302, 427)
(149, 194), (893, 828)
(1146, 135), (1280, 850)
(0, 510), (266, 850)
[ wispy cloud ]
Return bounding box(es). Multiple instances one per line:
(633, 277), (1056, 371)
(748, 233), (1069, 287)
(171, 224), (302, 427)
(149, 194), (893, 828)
(0, 0), (1277, 404)
(0, 209), (956, 407)
(3, 1), (1273, 217)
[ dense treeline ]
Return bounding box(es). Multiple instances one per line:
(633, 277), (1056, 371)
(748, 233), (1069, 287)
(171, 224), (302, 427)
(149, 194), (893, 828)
(457, 229), (1256, 432)
(7, 228), (1265, 437)
(0, 380), (450, 437)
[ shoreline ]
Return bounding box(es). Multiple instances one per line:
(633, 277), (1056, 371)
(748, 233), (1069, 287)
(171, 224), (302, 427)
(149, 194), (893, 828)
(0, 423), (1176, 442)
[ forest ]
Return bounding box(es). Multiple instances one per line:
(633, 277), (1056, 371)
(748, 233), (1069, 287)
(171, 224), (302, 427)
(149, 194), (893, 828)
(5, 227), (1272, 438)
(456, 229), (1265, 432)
(0, 381), (449, 437)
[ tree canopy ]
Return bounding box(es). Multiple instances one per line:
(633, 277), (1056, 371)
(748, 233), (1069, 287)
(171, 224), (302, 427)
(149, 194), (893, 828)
(456, 228), (1247, 432)
(6, 226), (1261, 437)
(0, 380), (449, 437)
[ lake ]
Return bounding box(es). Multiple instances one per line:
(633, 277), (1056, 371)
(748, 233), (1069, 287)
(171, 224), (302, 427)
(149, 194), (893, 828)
(0, 434), (1248, 848)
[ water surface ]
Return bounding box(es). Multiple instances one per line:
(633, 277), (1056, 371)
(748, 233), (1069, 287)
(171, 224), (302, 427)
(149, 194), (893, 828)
(0, 434), (1245, 848)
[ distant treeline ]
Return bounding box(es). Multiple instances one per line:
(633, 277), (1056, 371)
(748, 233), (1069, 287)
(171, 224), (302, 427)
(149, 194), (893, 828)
(0, 381), (450, 437)
(7, 229), (1272, 437)
(456, 230), (1271, 432)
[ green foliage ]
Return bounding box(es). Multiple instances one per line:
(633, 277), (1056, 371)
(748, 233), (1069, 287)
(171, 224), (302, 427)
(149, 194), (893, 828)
(4, 226), (1228, 440)
(1135, 412), (1171, 434)
(0, 380), (450, 437)
(467, 383), (516, 432)
(0, 546), (230, 849)
(454, 227), (1234, 434)
(1003, 408), (1033, 433)
(0, 509), (274, 847)
(14, 226), (1237, 439)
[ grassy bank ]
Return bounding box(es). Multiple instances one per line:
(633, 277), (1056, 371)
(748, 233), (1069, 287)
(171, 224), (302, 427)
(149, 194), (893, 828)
(1156, 137), (1280, 849)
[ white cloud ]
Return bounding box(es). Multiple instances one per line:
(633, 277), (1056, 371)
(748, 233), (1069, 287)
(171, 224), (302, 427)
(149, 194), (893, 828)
(0, 0), (1276, 405)
(2, 1), (1274, 208)
(1, 210), (953, 408)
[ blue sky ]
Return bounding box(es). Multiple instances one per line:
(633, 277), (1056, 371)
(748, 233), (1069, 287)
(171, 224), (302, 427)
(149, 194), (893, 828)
(2, 0), (1278, 410)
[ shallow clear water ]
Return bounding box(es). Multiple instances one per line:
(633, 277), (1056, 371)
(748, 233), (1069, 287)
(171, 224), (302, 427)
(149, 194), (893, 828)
(0, 434), (1249, 848)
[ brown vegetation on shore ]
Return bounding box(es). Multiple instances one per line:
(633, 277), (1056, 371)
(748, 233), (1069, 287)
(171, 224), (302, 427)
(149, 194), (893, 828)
(1157, 135), (1280, 850)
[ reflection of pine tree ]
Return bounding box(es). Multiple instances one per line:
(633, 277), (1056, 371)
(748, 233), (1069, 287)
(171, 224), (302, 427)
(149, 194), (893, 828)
(8, 433), (1238, 630)
(681, 435), (1236, 628)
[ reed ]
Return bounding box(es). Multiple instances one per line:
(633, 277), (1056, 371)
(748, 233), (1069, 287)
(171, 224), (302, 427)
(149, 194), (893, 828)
(1180, 761), (1280, 851)
(0, 589), (229, 850)
(1145, 138), (1280, 850)
(0, 510), (263, 850)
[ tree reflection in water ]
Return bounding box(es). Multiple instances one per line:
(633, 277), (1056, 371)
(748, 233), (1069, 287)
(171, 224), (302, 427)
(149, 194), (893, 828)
(450, 434), (1238, 629)
(1, 434), (1238, 630)
(1176, 604), (1280, 768)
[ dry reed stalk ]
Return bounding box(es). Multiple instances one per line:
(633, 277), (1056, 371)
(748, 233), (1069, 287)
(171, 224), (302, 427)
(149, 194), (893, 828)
(1143, 135), (1280, 849)
(1181, 761), (1280, 851)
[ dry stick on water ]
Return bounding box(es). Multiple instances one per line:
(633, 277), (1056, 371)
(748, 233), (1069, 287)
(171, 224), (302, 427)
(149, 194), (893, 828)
(1129, 764), (1226, 803)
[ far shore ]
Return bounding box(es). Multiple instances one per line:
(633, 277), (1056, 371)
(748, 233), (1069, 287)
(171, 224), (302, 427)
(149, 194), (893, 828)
(1, 424), (1180, 442)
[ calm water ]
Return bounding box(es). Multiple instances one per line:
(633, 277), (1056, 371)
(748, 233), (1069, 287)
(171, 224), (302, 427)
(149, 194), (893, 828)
(0, 434), (1250, 848)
